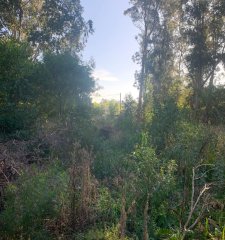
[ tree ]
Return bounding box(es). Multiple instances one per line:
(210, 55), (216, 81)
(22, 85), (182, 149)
(0, 0), (93, 53)
(125, 0), (161, 120)
(182, 0), (225, 111)
(28, 0), (93, 52)
(0, 39), (37, 135)
(125, 0), (181, 120)
(123, 142), (176, 238)
(36, 52), (95, 121)
(0, 0), (25, 39)
(0, 39), (95, 137)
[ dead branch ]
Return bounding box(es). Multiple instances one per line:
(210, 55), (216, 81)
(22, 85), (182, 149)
(182, 165), (214, 239)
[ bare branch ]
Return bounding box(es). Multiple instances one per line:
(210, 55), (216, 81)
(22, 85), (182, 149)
(183, 166), (212, 235)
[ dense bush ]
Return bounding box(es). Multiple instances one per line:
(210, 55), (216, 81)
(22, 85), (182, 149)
(0, 164), (68, 239)
(0, 40), (37, 138)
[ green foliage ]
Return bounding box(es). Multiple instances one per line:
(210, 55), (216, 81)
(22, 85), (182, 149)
(132, 144), (176, 194)
(93, 99), (120, 126)
(94, 140), (125, 179)
(0, 164), (68, 239)
(1, 0), (225, 239)
(29, 0), (93, 52)
(76, 225), (132, 240)
(123, 142), (177, 238)
(222, 226), (225, 240)
(96, 187), (121, 223)
(0, 40), (37, 137)
(198, 87), (225, 124)
(0, 39), (95, 140)
(103, 225), (132, 240)
(116, 95), (140, 151)
(149, 97), (180, 152)
(36, 52), (95, 120)
(182, 0), (225, 111)
(165, 121), (210, 167)
(92, 97), (140, 179)
(0, 0), (93, 52)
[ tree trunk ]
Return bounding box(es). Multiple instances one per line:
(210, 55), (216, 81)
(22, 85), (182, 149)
(143, 193), (150, 240)
(119, 193), (127, 239)
(137, 10), (148, 122)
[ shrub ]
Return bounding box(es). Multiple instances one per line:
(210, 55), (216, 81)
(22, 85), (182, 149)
(75, 225), (133, 240)
(0, 163), (68, 239)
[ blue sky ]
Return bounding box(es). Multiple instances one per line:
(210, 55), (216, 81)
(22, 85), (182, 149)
(80, 0), (139, 101)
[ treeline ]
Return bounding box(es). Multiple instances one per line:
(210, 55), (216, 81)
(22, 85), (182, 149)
(125, 0), (225, 123)
(0, 0), (225, 240)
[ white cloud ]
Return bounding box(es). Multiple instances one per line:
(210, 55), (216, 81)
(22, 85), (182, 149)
(92, 69), (119, 82)
(91, 68), (139, 103)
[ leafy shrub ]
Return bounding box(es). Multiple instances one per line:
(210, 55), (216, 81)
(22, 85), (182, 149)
(76, 225), (133, 240)
(96, 187), (121, 224)
(149, 97), (179, 152)
(0, 163), (68, 239)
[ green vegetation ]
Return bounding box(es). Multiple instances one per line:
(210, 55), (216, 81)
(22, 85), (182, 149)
(0, 0), (225, 239)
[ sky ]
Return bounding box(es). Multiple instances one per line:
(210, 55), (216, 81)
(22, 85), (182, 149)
(80, 0), (140, 102)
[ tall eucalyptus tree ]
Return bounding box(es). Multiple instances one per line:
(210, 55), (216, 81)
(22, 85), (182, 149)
(125, 0), (180, 120)
(182, 0), (225, 110)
